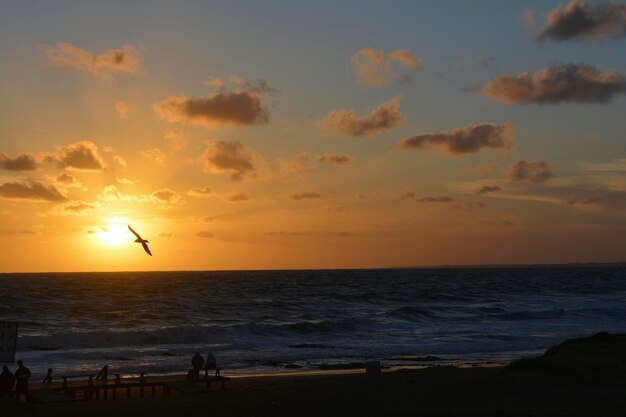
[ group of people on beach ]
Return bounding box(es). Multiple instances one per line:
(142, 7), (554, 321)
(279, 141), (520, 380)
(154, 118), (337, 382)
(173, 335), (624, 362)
(189, 352), (219, 380)
(0, 360), (32, 401)
(0, 353), (218, 402)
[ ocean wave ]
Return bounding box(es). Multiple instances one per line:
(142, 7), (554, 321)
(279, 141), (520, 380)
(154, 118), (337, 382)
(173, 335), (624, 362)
(495, 309), (565, 321)
(20, 318), (373, 350)
(384, 306), (439, 320)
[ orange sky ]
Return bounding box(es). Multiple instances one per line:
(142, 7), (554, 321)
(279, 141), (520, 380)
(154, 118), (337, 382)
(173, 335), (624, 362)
(1, 1), (626, 272)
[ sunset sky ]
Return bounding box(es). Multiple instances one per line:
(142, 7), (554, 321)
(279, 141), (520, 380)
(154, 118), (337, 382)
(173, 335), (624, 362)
(1, 1), (626, 272)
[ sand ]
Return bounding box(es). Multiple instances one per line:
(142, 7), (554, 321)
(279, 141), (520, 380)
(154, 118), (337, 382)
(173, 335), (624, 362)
(0, 366), (624, 417)
(3, 333), (626, 416)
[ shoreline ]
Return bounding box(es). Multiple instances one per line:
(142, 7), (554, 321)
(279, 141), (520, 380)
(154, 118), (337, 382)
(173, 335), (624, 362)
(21, 357), (514, 389)
(3, 332), (626, 416)
(26, 359), (509, 391)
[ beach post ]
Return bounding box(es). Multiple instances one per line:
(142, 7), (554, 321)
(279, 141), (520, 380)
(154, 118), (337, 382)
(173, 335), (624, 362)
(139, 372), (145, 398)
(87, 375), (94, 400)
(365, 361), (381, 384)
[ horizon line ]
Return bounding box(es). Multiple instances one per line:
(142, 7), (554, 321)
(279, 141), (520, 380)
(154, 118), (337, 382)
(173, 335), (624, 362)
(1, 261), (626, 275)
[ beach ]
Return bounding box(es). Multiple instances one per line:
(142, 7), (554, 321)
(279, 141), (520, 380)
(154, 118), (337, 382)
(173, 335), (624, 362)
(3, 362), (626, 417)
(3, 269), (626, 416)
(4, 332), (625, 416)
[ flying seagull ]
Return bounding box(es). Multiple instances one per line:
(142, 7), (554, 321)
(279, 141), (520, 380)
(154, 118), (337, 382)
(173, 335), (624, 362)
(128, 224), (152, 256)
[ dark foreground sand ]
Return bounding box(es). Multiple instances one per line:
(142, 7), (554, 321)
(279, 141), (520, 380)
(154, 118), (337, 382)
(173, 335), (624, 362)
(3, 333), (626, 417)
(1, 366), (625, 417)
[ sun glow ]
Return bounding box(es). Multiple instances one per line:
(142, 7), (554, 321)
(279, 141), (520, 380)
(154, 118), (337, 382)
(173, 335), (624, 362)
(95, 218), (130, 246)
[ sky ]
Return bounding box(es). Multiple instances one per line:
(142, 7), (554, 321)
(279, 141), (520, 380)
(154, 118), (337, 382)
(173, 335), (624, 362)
(1, 0), (626, 272)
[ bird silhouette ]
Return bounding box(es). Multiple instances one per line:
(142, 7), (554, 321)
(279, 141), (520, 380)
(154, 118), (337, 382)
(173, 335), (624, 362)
(128, 225), (152, 256)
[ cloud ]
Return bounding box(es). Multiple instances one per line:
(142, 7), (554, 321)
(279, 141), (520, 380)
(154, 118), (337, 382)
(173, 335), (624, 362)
(288, 191), (328, 201)
(46, 42), (141, 78)
(204, 77), (224, 89)
(199, 140), (266, 181)
(394, 123), (513, 156)
(57, 172), (76, 184)
(402, 192), (484, 210)
(116, 177), (135, 185)
(164, 130), (188, 151)
(318, 97), (402, 136)
(196, 231), (215, 238)
(113, 155), (127, 167)
(0, 180), (66, 202)
(0, 152), (38, 171)
(230, 76), (279, 95)
(488, 180), (626, 211)
(115, 100), (131, 119)
(159, 233), (172, 238)
(317, 153), (353, 166)
(507, 161), (553, 183)
(414, 195), (485, 210)
(416, 196), (456, 203)
(139, 147), (167, 164)
(204, 76), (278, 95)
(223, 191), (250, 202)
(264, 230), (352, 238)
(153, 92), (270, 128)
(474, 185), (502, 195)
(559, 188), (626, 210)
(99, 184), (174, 205)
(187, 186), (215, 197)
(481, 64), (626, 104)
(538, 0), (626, 42)
(278, 154), (315, 181)
(56, 172), (82, 188)
(57, 141), (106, 171)
(57, 200), (98, 215)
(352, 47), (423, 86)
(151, 188), (182, 205)
(100, 185), (124, 201)
(401, 190), (416, 199)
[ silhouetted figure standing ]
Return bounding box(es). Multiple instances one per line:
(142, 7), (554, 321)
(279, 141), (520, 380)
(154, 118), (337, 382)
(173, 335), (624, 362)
(204, 352), (220, 377)
(43, 368), (53, 384)
(191, 352), (204, 380)
(0, 366), (15, 398)
(14, 360), (31, 402)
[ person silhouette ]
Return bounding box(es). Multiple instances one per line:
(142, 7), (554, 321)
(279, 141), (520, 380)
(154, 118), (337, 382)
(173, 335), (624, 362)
(203, 352), (219, 377)
(43, 368), (53, 384)
(0, 365), (15, 398)
(14, 360), (31, 402)
(191, 352), (204, 380)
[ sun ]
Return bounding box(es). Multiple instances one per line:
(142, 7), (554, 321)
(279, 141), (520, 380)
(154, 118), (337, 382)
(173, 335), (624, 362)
(95, 218), (131, 247)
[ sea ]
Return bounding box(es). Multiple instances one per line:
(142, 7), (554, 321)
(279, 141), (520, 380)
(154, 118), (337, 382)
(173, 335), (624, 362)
(1, 266), (626, 379)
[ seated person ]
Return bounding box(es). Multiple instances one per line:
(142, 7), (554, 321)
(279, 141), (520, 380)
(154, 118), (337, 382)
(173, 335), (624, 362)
(203, 352), (220, 377)
(0, 366), (15, 397)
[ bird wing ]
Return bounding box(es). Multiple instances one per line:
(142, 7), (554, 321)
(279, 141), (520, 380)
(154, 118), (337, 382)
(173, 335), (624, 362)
(142, 241), (152, 256)
(128, 224), (141, 239)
